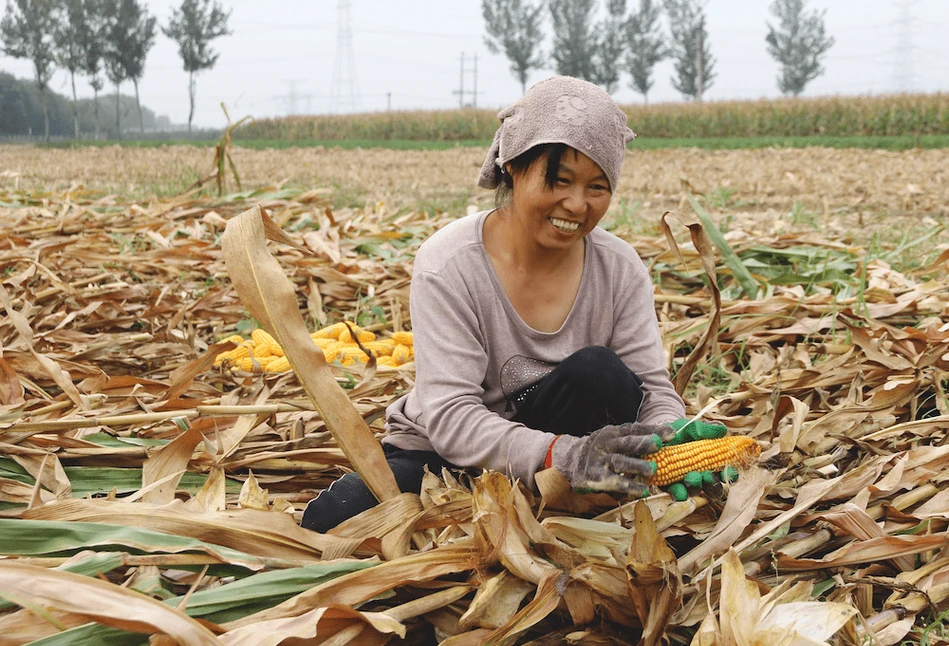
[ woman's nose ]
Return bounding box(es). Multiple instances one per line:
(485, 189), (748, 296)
(561, 186), (586, 214)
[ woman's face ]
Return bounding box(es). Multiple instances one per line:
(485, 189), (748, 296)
(507, 148), (613, 253)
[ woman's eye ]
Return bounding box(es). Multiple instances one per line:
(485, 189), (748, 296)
(591, 184), (609, 192)
(556, 177), (570, 185)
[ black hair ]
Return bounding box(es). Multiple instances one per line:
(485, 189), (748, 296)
(493, 143), (570, 208)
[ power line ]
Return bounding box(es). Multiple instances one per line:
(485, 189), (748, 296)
(228, 20), (476, 40)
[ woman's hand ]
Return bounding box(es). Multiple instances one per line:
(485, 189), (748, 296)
(550, 422), (673, 495)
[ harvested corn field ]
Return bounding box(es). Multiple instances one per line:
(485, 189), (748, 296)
(3, 144), (949, 220)
(2, 144), (949, 644)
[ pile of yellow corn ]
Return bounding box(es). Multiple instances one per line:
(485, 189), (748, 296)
(214, 322), (414, 373)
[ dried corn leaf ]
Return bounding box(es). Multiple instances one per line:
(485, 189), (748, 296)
(219, 604), (405, 645)
(458, 570), (535, 631)
(221, 205), (399, 503)
(0, 561), (221, 645)
(627, 500), (679, 645)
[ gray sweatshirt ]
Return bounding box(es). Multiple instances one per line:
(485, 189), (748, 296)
(384, 209), (685, 488)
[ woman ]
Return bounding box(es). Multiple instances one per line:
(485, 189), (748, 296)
(302, 76), (686, 533)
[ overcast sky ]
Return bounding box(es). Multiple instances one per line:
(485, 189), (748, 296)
(2, 0), (947, 129)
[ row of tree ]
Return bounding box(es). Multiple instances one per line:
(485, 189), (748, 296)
(0, 0), (231, 141)
(0, 70), (177, 137)
(483, 0), (835, 102)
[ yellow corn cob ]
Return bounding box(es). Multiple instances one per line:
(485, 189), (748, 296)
(311, 322), (348, 340)
(336, 344), (369, 363)
(377, 356), (400, 368)
(392, 331), (413, 346)
(215, 343), (252, 364)
(338, 326), (375, 344)
(644, 436), (760, 487)
(311, 337), (337, 350)
(361, 339), (395, 356)
(254, 356), (276, 371)
(251, 329), (283, 357)
(266, 357), (291, 372)
(234, 356), (260, 372)
(322, 342), (344, 363)
(392, 344), (413, 364)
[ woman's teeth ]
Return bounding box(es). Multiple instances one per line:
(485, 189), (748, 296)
(549, 218), (580, 233)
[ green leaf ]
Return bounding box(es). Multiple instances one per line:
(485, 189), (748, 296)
(0, 520), (264, 571)
(171, 560), (378, 623)
(23, 560), (377, 645)
(687, 193), (760, 299)
(0, 458), (240, 497)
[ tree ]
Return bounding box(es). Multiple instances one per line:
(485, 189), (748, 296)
(163, 0), (231, 134)
(0, 70), (160, 137)
(548, 0), (597, 82)
(124, 1), (156, 135)
(481, 0), (545, 94)
(101, 1), (127, 137)
(592, 0), (626, 94)
(624, 0), (666, 102)
(54, 0), (94, 138)
(664, 0), (715, 100)
(1, 0), (57, 140)
(102, 0), (155, 137)
(77, 0), (108, 139)
(765, 0), (834, 96)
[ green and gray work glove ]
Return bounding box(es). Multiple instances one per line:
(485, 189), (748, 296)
(664, 417), (728, 445)
(662, 417), (734, 501)
(550, 422), (675, 496)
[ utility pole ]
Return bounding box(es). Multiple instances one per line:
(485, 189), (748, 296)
(452, 52), (480, 108)
(331, 0), (360, 113)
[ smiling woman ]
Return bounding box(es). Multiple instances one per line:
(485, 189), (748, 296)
(301, 76), (689, 534)
(483, 146), (613, 332)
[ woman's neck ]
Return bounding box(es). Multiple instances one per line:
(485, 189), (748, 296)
(483, 207), (587, 333)
(486, 206), (583, 275)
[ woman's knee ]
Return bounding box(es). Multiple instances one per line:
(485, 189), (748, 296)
(560, 346), (631, 385)
(300, 471), (376, 533)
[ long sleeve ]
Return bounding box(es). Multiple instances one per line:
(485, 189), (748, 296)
(405, 269), (555, 488)
(609, 262), (686, 424)
(383, 211), (683, 489)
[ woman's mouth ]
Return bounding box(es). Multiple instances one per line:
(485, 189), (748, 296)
(549, 217), (580, 233)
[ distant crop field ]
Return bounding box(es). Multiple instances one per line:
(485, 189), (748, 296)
(235, 93), (949, 142)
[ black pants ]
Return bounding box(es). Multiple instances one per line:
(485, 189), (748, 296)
(300, 346), (645, 533)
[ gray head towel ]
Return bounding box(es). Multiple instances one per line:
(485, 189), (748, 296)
(477, 75), (636, 192)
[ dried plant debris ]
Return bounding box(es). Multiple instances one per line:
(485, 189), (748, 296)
(2, 148), (949, 645)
